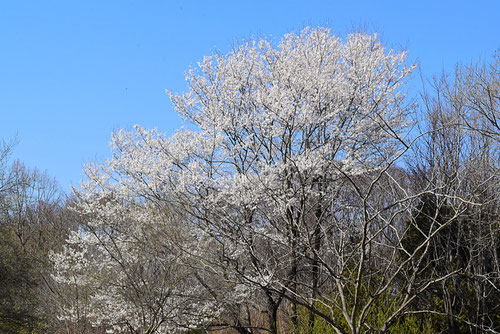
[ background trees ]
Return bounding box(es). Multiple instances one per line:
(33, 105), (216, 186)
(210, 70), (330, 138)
(0, 139), (71, 333)
(406, 54), (500, 333)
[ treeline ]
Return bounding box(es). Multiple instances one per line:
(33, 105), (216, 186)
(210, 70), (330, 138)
(0, 140), (74, 333)
(1, 28), (499, 333)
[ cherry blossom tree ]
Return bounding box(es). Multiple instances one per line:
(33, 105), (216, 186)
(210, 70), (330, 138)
(51, 193), (220, 333)
(52, 27), (490, 333)
(164, 27), (418, 333)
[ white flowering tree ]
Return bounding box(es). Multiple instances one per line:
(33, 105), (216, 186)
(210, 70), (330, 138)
(51, 192), (221, 333)
(164, 27), (418, 333)
(52, 27), (483, 333)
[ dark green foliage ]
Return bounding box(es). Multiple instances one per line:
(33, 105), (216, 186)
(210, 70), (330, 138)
(401, 193), (500, 333)
(293, 290), (442, 334)
(0, 152), (70, 333)
(0, 225), (47, 334)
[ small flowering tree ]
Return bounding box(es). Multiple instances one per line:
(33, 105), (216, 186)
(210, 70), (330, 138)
(51, 195), (221, 333)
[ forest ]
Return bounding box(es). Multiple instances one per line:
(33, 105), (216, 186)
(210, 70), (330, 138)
(1, 28), (499, 334)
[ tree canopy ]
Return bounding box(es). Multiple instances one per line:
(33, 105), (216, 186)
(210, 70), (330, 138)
(3, 27), (499, 334)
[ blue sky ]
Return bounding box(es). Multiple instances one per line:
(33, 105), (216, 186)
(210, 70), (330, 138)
(1, 0), (499, 192)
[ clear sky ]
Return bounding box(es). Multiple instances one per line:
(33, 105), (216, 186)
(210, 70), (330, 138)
(1, 0), (499, 193)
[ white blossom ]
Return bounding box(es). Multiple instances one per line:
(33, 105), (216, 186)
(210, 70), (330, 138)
(52, 27), (415, 332)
